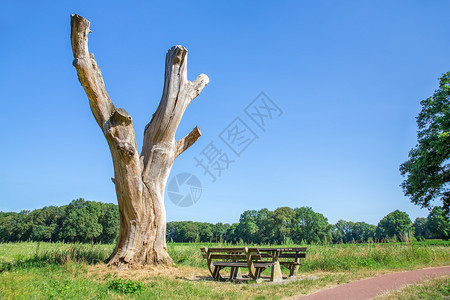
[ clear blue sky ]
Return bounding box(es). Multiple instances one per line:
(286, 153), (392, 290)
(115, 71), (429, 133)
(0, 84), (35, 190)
(1, 1), (450, 225)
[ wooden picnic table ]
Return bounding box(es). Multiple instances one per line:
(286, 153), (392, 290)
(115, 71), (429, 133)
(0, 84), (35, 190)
(200, 246), (307, 282)
(256, 247), (307, 281)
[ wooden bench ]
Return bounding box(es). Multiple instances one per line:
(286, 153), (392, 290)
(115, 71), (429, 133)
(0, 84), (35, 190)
(257, 247), (307, 278)
(200, 247), (274, 281)
(200, 247), (307, 282)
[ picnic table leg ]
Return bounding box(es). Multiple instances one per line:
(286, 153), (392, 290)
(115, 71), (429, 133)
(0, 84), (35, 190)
(229, 252), (242, 280)
(289, 254), (300, 277)
(270, 261), (283, 282)
(204, 248), (223, 281)
(289, 265), (299, 277)
(230, 266), (242, 280)
(245, 247), (258, 280)
(213, 266), (224, 280)
(255, 268), (263, 279)
(269, 250), (283, 282)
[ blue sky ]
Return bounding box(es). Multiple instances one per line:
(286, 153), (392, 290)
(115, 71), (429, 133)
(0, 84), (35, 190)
(1, 1), (450, 225)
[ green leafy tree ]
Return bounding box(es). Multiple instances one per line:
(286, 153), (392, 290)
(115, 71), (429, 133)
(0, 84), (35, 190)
(235, 210), (259, 243)
(98, 203), (120, 243)
(212, 222), (227, 242)
(59, 199), (103, 242)
(27, 206), (65, 242)
(400, 72), (450, 215)
(427, 206), (450, 239)
(293, 207), (332, 244)
(269, 207), (295, 244)
(332, 220), (354, 243)
(413, 217), (430, 239)
(6, 211), (31, 242)
(0, 212), (19, 242)
(181, 222), (200, 242)
(375, 210), (413, 241)
(198, 223), (214, 242)
(254, 208), (272, 244)
(225, 223), (239, 243)
(351, 222), (376, 243)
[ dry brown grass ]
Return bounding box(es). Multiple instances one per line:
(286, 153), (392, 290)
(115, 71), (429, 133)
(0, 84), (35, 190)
(87, 264), (210, 282)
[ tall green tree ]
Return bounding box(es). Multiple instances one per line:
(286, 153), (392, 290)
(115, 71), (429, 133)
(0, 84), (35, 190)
(27, 206), (65, 242)
(0, 212), (20, 242)
(235, 210), (259, 243)
(427, 206), (450, 239)
(400, 72), (450, 215)
(351, 222), (376, 243)
(269, 207), (295, 244)
(293, 207), (332, 244)
(375, 210), (413, 241)
(213, 222), (227, 242)
(332, 220), (354, 243)
(98, 203), (120, 243)
(254, 208), (272, 244)
(59, 199), (103, 243)
(412, 217), (430, 239)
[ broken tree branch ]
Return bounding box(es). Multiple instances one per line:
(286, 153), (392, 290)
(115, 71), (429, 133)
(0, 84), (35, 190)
(176, 126), (202, 157)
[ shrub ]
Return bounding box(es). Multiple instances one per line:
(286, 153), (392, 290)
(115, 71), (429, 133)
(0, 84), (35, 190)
(107, 277), (144, 295)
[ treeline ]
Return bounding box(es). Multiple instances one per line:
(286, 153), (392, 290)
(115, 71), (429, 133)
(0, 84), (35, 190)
(1, 199), (448, 244)
(0, 199), (119, 243)
(167, 207), (334, 244)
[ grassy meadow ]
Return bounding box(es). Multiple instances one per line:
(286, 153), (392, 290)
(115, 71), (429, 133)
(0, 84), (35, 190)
(0, 241), (449, 299)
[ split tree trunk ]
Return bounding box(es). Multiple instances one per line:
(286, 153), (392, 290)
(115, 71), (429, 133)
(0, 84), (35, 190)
(70, 14), (208, 267)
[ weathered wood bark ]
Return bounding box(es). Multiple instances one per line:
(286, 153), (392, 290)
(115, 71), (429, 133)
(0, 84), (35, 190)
(70, 14), (208, 267)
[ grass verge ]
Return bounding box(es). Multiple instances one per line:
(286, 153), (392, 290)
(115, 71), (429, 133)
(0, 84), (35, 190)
(374, 275), (450, 299)
(0, 241), (448, 299)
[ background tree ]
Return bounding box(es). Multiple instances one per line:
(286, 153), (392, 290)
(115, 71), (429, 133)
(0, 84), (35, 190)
(269, 207), (295, 244)
(27, 206), (64, 242)
(332, 220), (354, 243)
(59, 199), (103, 243)
(98, 203), (120, 244)
(427, 206), (450, 240)
(351, 222), (376, 243)
(293, 207), (332, 244)
(0, 212), (20, 242)
(412, 217), (430, 239)
(225, 223), (239, 243)
(254, 208), (272, 244)
(212, 223), (227, 242)
(400, 72), (450, 215)
(375, 210), (413, 241)
(198, 223), (214, 242)
(70, 15), (208, 266)
(235, 210), (259, 243)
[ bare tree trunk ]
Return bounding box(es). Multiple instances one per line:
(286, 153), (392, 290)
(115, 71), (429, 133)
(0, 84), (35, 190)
(70, 14), (208, 267)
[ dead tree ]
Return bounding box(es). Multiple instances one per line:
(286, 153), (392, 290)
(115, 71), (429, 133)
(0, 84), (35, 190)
(70, 14), (208, 266)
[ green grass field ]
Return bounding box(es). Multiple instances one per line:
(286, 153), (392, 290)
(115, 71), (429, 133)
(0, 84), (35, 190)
(0, 241), (449, 299)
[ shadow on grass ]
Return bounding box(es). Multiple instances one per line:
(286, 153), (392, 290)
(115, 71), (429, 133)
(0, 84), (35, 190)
(0, 243), (110, 272)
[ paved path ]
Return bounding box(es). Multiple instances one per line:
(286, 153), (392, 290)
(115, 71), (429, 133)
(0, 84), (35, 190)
(295, 266), (450, 300)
